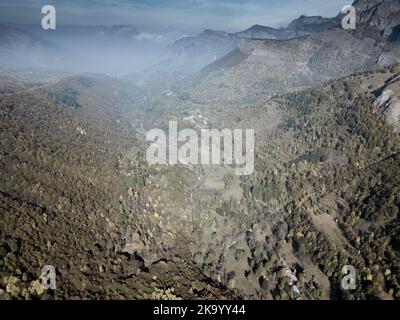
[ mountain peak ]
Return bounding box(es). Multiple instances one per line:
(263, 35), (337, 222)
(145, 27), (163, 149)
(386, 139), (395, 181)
(247, 24), (272, 30)
(287, 15), (339, 32)
(200, 29), (229, 36)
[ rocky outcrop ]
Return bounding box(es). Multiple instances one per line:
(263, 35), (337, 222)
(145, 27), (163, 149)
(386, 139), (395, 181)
(354, 0), (400, 37)
(374, 73), (400, 131)
(287, 15), (339, 33)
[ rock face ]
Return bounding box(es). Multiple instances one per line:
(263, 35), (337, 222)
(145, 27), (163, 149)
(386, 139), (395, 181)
(374, 74), (400, 131)
(354, 0), (400, 36)
(375, 89), (400, 130)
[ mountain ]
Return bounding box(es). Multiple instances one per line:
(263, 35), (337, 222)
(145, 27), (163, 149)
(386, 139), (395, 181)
(160, 0), (400, 75)
(236, 24), (293, 40)
(158, 16), (339, 73)
(2, 58), (400, 301)
(157, 29), (237, 73)
(354, 0), (400, 36)
(0, 24), (183, 73)
(0, 72), (237, 299)
(0, 24), (50, 48)
(2, 0), (400, 302)
(181, 29), (382, 104)
(0, 64), (71, 93)
(287, 15), (339, 33)
(0, 24), (65, 69)
(178, 0), (400, 104)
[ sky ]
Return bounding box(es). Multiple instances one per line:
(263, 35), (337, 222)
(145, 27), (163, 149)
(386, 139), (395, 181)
(0, 0), (352, 33)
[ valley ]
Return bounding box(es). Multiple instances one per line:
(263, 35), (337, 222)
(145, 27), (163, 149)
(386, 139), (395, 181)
(1, 0), (400, 301)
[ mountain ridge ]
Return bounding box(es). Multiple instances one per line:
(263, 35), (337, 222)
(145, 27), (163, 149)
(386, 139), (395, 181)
(158, 14), (340, 73)
(176, 0), (400, 104)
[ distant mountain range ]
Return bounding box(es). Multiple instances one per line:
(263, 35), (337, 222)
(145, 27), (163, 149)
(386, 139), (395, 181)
(0, 12), (350, 74)
(159, 0), (400, 73)
(0, 24), (181, 73)
(0, 0), (399, 76)
(173, 0), (400, 104)
(158, 15), (340, 72)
